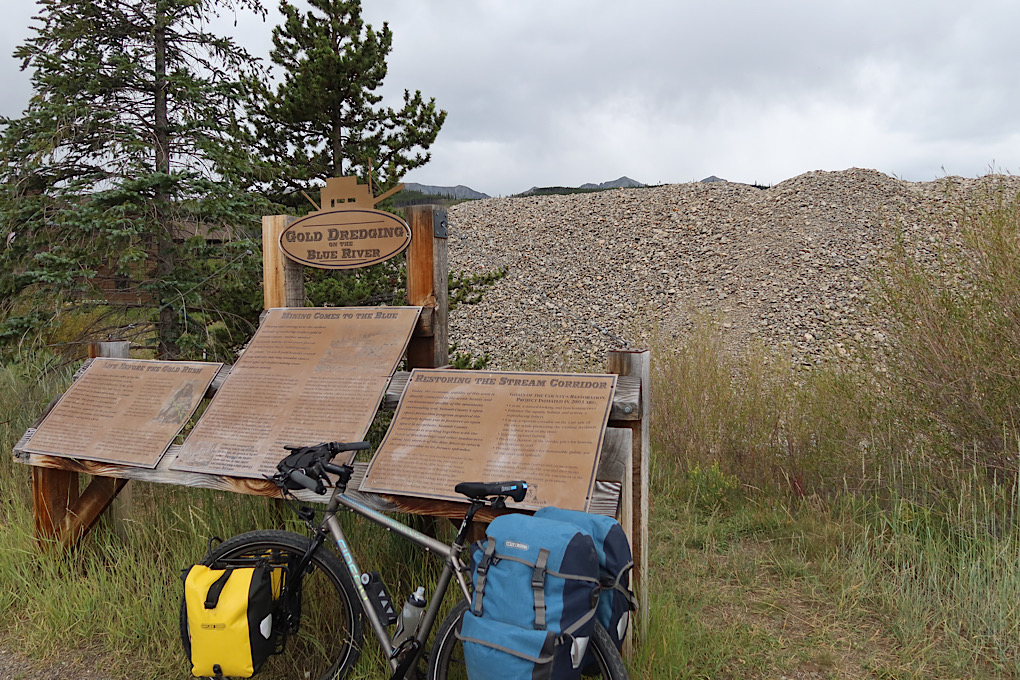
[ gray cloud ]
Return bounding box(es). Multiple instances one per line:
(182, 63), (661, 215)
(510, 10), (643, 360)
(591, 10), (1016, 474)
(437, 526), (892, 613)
(4, 0), (1019, 195)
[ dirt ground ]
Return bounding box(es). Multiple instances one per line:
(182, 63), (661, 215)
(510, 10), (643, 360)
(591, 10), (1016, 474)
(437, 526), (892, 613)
(0, 645), (112, 680)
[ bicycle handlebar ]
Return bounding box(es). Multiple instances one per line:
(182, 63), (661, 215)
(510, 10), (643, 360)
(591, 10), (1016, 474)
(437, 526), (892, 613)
(287, 468), (326, 495)
(284, 441), (370, 455)
(274, 441), (366, 494)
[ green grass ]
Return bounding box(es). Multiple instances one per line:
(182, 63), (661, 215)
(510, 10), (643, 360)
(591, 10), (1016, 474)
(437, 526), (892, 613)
(630, 455), (1020, 679)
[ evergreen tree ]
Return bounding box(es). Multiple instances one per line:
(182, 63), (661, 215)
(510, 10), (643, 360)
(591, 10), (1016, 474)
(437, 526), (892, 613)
(0, 0), (270, 359)
(259, 0), (446, 200)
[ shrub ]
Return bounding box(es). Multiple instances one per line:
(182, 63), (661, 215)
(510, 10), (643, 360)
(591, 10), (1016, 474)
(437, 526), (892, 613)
(879, 183), (1020, 480)
(649, 320), (877, 496)
(685, 461), (741, 513)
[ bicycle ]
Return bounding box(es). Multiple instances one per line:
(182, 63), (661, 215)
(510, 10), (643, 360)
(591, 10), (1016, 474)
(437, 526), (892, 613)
(182, 441), (628, 680)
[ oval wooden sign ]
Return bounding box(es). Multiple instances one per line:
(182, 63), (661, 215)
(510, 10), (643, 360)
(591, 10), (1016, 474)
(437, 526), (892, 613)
(279, 208), (411, 270)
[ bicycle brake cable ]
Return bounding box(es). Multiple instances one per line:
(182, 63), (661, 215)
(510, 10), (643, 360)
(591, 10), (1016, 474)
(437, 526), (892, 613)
(264, 473), (322, 530)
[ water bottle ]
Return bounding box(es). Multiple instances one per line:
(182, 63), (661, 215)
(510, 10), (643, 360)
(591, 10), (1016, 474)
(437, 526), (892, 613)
(392, 586), (426, 648)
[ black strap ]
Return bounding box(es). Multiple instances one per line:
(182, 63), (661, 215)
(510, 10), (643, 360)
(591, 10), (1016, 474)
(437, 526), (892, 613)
(204, 567), (235, 609)
(472, 538), (496, 617)
(390, 638), (422, 680)
(610, 561), (639, 611)
(531, 549), (549, 630)
(559, 601), (599, 638)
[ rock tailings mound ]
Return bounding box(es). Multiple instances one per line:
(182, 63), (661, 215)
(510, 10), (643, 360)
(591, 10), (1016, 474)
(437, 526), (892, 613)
(447, 168), (1020, 369)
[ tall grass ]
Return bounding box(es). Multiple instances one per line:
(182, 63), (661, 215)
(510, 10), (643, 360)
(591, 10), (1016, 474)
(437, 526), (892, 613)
(826, 478), (1020, 674)
(880, 184), (1020, 478)
(650, 321), (887, 497)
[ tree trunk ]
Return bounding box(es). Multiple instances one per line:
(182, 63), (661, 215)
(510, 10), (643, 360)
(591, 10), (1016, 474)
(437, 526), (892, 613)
(331, 116), (343, 177)
(154, 2), (176, 358)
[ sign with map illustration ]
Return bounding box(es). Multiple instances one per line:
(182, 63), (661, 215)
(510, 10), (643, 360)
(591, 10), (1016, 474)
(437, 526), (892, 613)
(171, 307), (420, 478)
(360, 369), (617, 511)
(21, 358), (220, 468)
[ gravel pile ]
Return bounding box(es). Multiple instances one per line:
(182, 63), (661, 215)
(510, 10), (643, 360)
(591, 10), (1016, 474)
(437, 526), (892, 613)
(447, 168), (1020, 369)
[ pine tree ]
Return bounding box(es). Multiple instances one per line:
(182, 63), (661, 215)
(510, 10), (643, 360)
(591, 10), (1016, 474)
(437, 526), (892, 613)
(0, 0), (270, 359)
(260, 0), (446, 200)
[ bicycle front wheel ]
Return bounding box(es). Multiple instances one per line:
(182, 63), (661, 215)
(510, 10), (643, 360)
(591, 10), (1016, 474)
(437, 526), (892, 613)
(426, 600), (628, 680)
(187, 529), (364, 680)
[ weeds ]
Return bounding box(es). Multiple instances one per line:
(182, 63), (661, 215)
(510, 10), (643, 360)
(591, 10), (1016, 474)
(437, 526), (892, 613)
(685, 462), (741, 513)
(650, 319), (881, 497)
(879, 184), (1020, 478)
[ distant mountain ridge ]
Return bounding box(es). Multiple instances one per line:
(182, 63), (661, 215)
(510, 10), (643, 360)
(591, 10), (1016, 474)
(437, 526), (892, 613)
(519, 176), (646, 196)
(403, 177), (645, 200)
(402, 183), (490, 200)
(579, 176), (645, 190)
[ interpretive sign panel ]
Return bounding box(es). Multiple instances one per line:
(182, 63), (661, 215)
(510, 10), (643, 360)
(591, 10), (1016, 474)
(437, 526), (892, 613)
(360, 369), (617, 511)
(171, 307), (420, 478)
(21, 358), (220, 468)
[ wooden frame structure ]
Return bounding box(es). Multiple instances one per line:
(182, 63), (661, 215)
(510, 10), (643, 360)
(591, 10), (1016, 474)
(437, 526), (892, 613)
(18, 204), (650, 635)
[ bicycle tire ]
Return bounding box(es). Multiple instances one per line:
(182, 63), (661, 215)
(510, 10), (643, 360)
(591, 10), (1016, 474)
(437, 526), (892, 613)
(426, 600), (628, 680)
(181, 530), (364, 680)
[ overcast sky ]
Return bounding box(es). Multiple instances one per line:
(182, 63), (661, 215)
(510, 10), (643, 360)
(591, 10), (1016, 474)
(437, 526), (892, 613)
(3, 0), (1019, 196)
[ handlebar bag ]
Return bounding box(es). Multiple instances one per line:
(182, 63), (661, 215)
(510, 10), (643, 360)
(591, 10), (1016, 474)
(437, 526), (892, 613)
(534, 507), (637, 651)
(457, 513), (600, 680)
(181, 562), (285, 678)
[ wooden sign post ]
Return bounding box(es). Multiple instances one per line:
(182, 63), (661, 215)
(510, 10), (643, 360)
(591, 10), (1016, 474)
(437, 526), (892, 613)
(607, 349), (650, 643)
(262, 215), (303, 309)
(405, 205), (448, 369)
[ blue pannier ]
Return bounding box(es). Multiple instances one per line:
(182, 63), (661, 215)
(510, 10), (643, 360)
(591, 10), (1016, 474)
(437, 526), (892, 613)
(534, 507), (637, 651)
(458, 513), (601, 680)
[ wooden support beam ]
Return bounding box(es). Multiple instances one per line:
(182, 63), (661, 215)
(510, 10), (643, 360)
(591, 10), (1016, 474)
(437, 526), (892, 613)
(413, 306), (436, 338)
(32, 469), (128, 550)
(88, 340), (131, 359)
(262, 215), (303, 309)
(32, 467), (77, 548)
(29, 389), (79, 548)
(405, 205), (448, 369)
(57, 477), (129, 548)
(607, 349), (650, 643)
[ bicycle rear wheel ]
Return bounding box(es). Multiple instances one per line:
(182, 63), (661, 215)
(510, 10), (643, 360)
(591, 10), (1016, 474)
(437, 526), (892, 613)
(183, 530), (364, 680)
(426, 600), (628, 680)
